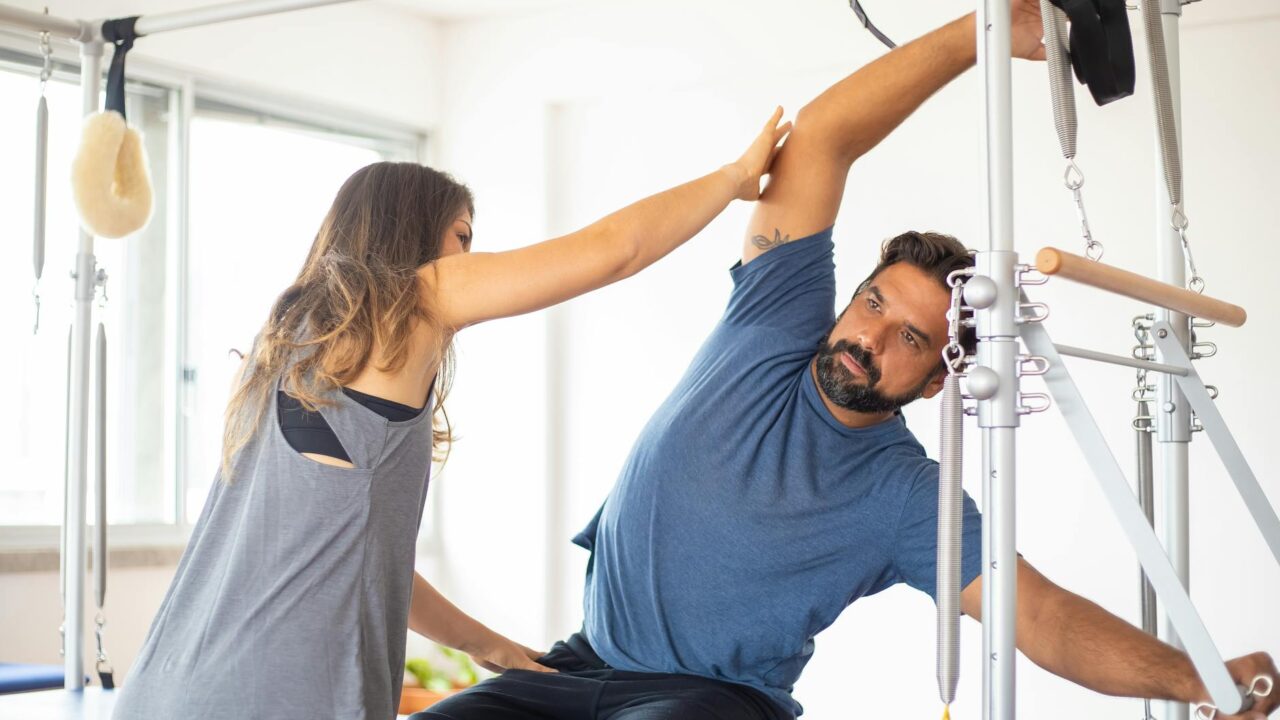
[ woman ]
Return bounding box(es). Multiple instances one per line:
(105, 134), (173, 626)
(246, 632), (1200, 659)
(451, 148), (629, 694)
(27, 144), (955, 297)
(112, 108), (791, 720)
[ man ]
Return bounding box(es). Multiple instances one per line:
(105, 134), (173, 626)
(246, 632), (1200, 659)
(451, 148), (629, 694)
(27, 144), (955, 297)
(418, 2), (1277, 718)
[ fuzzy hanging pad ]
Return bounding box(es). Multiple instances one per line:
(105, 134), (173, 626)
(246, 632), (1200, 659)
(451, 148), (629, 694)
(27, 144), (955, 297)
(71, 110), (153, 239)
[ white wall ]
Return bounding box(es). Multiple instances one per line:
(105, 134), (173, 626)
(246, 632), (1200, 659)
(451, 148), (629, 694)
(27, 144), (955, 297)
(433, 1), (1280, 718)
(4, 0), (443, 128)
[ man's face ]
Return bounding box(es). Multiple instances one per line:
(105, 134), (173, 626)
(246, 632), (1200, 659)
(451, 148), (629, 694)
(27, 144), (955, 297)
(815, 262), (952, 414)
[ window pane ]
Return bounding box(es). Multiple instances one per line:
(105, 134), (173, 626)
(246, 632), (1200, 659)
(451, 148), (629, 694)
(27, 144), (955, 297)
(0, 68), (172, 526)
(184, 117), (383, 521)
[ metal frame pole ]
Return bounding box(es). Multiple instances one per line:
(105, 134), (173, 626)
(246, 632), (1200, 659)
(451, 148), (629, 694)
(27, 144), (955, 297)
(1151, 4), (1190, 720)
(1054, 343), (1189, 376)
(64, 32), (104, 692)
(133, 0), (355, 36)
(977, 0), (1019, 717)
(0, 4), (81, 37)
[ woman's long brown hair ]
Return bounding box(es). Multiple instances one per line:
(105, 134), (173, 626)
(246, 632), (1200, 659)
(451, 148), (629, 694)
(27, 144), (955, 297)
(221, 162), (474, 481)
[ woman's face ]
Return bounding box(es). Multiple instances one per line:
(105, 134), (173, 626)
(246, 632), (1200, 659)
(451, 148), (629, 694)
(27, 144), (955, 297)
(440, 210), (473, 257)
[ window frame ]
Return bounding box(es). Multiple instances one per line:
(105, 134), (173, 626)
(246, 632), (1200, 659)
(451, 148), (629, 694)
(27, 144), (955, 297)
(0, 28), (427, 552)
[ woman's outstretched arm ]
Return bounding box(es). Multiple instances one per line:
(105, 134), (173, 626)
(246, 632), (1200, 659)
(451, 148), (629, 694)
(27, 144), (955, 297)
(422, 108), (791, 330)
(407, 571), (551, 674)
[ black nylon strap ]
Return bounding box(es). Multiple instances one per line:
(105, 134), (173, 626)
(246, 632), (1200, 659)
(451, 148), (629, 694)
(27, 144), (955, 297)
(1050, 0), (1135, 105)
(849, 0), (897, 50)
(100, 17), (140, 118)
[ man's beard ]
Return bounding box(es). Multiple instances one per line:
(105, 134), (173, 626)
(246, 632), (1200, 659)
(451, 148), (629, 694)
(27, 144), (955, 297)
(814, 338), (929, 414)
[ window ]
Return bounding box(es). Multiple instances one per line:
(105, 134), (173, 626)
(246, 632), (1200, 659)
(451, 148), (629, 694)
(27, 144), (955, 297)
(0, 59), (173, 527)
(0, 44), (423, 540)
(182, 112), (405, 521)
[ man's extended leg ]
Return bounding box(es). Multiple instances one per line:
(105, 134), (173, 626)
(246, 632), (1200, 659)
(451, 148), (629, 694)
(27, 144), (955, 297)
(599, 677), (790, 720)
(413, 670), (591, 720)
(742, 1), (1046, 264)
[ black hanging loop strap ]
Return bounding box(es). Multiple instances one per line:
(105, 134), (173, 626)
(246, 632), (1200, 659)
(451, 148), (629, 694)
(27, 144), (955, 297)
(100, 16), (140, 118)
(849, 0), (897, 50)
(1049, 0), (1135, 105)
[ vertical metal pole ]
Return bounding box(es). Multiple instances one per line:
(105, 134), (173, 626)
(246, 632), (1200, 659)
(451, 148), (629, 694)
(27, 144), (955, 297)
(1137, 401), (1157, 720)
(1152, 4), (1190, 720)
(977, 0), (1019, 717)
(542, 104), (568, 646)
(64, 34), (103, 692)
(170, 81), (194, 525)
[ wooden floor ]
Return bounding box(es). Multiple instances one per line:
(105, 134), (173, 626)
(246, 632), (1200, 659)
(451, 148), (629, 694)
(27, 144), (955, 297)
(0, 688), (117, 719)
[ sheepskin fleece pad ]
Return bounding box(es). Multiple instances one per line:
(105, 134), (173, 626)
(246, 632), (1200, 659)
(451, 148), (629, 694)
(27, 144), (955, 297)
(72, 111), (153, 239)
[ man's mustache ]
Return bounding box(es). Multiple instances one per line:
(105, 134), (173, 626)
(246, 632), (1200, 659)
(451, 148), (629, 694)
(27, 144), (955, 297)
(824, 339), (880, 385)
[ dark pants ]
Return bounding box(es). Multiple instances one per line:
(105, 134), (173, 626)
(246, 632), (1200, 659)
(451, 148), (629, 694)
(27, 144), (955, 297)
(411, 633), (792, 720)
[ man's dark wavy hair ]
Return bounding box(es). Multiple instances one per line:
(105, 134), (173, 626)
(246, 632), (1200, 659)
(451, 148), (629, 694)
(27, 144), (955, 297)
(853, 230), (977, 359)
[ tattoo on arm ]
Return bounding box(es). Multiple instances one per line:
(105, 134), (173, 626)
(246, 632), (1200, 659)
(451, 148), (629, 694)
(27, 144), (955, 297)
(751, 229), (794, 251)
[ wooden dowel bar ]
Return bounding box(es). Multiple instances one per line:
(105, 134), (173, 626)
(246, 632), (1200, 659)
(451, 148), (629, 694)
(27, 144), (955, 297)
(1035, 247), (1247, 327)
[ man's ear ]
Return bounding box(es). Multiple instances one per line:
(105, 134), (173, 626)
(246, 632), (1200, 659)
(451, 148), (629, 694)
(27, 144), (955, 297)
(921, 368), (948, 399)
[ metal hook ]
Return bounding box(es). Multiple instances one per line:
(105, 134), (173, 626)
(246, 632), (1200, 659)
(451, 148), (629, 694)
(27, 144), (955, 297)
(942, 342), (967, 376)
(1192, 341), (1218, 360)
(1016, 301), (1050, 324)
(95, 268), (110, 308)
(1063, 160), (1085, 191)
(1018, 355), (1051, 377)
(1193, 674), (1274, 720)
(1017, 392), (1052, 415)
(1017, 266), (1049, 286)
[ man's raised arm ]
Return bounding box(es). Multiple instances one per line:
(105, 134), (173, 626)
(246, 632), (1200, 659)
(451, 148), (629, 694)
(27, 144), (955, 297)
(743, 1), (1046, 264)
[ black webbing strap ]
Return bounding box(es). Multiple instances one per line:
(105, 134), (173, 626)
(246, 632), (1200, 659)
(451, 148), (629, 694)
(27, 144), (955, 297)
(849, 0), (897, 50)
(1050, 0), (1135, 105)
(100, 17), (140, 118)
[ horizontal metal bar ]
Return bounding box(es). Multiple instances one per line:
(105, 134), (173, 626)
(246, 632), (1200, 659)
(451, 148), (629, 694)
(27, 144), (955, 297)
(1037, 247), (1247, 327)
(134, 0), (357, 36)
(1054, 343), (1189, 376)
(0, 4), (83, 39)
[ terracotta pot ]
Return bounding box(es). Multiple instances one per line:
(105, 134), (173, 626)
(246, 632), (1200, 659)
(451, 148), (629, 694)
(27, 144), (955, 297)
(397, 687), (459, 715)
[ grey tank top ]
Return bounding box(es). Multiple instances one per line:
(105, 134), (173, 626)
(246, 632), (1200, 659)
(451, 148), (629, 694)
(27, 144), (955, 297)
(113, 376), (434, 720)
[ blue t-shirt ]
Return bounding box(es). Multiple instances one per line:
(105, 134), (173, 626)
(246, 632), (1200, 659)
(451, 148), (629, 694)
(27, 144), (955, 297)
(574, 229), (984, 716)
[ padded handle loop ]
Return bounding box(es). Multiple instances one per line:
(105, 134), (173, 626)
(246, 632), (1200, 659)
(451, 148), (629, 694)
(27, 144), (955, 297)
(1049, 0), (1135, 105)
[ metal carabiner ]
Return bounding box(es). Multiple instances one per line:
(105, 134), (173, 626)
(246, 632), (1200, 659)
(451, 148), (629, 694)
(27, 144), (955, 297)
(1193, 674), (1274, 720)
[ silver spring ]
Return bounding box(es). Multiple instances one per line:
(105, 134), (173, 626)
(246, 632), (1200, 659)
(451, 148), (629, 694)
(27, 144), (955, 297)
(1142, 0), (1183, 207)
(936, 374), (963, 705)
(1041, 1), (1077, 160)
(1144, 0), (1209, 291)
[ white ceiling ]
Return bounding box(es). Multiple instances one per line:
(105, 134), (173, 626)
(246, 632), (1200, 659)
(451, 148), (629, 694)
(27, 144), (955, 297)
(375, 0), (1277, 25)
(375, 0), (587, 21)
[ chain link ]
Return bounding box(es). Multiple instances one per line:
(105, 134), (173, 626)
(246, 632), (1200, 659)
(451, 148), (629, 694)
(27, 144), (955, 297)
(94, 612), (108, 664)
(38, 30), (52, 88)
(1132, 315), (1155, 431)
